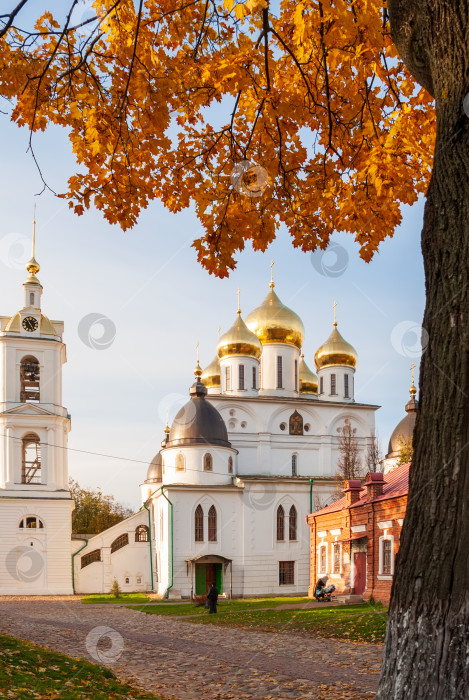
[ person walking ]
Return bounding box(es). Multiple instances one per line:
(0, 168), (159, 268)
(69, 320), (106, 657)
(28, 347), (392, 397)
(207, 581), (219, 614)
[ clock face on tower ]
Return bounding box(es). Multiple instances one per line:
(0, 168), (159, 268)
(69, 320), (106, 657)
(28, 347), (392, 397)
(22, 316), (39, 332)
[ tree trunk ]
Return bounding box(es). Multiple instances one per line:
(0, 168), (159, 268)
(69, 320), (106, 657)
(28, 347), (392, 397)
(377, 2), (469, 698)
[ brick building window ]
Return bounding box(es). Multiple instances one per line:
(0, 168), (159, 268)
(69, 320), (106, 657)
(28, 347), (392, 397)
(319, 545), (327, 573)
(279, 561), (294, 585)
(333, 543), (341, 574)
(195, 505), (204, 542)
(382, 539), (392, 575)
(276, 505), (285, 541)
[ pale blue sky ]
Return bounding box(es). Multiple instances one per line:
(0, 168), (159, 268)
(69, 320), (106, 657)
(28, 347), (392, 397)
(0, 3), (428, 509)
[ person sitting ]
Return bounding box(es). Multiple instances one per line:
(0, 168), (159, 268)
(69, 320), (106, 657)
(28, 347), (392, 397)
(315, 576), (328, 601)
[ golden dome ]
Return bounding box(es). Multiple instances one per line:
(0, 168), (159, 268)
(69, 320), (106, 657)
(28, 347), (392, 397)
(299, 354), (318, 394)
(201, 355), (221, 388)
(314, 323), (357, 369)
(26, 257), (40, 276)
(217, 312), (262, 359)
(245, 286), (304, 349)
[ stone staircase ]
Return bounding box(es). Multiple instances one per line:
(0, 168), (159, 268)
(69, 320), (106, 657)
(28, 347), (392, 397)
(333, 594), (364, 604)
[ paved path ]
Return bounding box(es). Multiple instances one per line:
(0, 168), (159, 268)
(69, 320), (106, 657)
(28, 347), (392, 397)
(0, 601), (382, 699)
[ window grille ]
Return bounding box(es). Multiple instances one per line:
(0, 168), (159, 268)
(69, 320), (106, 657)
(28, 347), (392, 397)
(289, 506), (297, 540)
(294, 359), (298, 391)
(252, 366), (256, 389)
(333, 543), (341, 573)
(276, 356), (283, 389)
(319, 545), (327, 572)
(330, 373), (337, 395)
(111, 533), (129, 553)
(344, 374), (349, 398)
(279, 561), (294, 585)
(19, 516), (44, 529)
(204, 453), (213, 471)
(291, 454), (298, 476)
(81, 549), (101, 568)
(238, 364), (245, 390)
(226, 366), (231, 391)
(383, 540), (392, 574)
(208, 505), (217, 542)
(276, 505), (285, 541)
(135, 525), (149, 542)
(320, 376), (324, 394)
(195, 505), (204, 542)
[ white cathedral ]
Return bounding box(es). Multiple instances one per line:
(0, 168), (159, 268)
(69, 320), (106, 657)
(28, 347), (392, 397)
(0, 242), (380, 598)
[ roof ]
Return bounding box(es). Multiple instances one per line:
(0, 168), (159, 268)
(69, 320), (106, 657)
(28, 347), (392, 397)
(312, 462), (410, 516)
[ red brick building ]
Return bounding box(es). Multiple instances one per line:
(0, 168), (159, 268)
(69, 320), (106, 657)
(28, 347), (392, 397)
(307, 463), (409, 604)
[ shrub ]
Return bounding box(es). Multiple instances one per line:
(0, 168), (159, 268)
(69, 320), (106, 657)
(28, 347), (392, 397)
(110, 578), (122, 598)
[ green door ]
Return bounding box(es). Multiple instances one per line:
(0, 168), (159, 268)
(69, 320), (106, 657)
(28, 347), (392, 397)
(195, 564), (206, 595)
(215, 563), (223, 592)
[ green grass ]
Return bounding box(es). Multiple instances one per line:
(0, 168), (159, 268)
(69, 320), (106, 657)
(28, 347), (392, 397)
(82, 593), (152, 604)
(129, 596), (310, 616)
(0, 633), (160, 699)
(133, 600), (387, 643)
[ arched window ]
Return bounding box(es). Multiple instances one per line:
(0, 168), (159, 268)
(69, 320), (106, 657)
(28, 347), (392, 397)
(203, 453), (213, 471)
(208, 505), (217, 542)
(291, 454), (298, 476)
(276, 505), (285, 541)
(175, 453), (185, 471)
(29, 292), (35, 306)
(111, 533), (129, 553)
(81, 549), (101, 568)
(195, 505), (204, 542)
(289, 506), (297, 541)
(20, 356), (40, 403)
(228, 456), (233, 474)
(22, 433), (42, 484)
(135, 525), (149, 542)
(19, 516), (44, 529)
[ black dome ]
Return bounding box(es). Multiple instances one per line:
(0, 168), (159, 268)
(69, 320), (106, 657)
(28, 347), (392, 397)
(167, 380), (230, 448)
(146, 452), (162, 482)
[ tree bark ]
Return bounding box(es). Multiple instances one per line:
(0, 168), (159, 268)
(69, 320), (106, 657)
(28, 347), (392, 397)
(377, 1), (469, 698)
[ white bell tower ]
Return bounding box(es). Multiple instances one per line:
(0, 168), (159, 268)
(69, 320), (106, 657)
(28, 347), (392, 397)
(0, 215), (73, 594)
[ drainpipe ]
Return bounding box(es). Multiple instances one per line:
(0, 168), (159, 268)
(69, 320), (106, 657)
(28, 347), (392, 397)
(142, 502), (154, 591)
(160, 486), (173, 599)
(309, 478), (314, 513)
(71, 538), (88, 594)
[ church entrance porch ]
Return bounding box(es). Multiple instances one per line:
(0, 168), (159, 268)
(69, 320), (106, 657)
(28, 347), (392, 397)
(187, 554), (232, 598)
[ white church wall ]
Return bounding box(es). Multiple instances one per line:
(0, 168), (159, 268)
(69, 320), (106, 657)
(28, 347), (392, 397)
(73, 510), (151, 594)
(0, 498), (74, 595)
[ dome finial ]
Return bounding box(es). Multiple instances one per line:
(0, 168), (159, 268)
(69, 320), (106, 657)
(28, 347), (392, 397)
(237, 287), (241, 315)
(333, 300), (338, 327)
(409, 361), (417, 397)
(26, 202), (40, 278)
(194, 340), (203, 378)
(270, 259), (275, 289)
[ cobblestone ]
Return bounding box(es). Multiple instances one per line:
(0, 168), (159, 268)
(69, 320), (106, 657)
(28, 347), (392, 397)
(0, 601), (382, 699)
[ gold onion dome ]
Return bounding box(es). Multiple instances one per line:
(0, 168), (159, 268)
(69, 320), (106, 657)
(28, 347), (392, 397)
(245, 285), (305, 349)
(314, 322), (357, 370)
(217, 312), (262, 359)
(201, 355), (221, 388)
(299, 354), (318, 394)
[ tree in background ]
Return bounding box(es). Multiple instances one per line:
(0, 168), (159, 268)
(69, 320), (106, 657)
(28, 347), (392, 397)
(396, 434), (414, 467)
(1, 1), (468, 695)
(69, 478), (134, 534)
(336, 419), (362, 486)
(366, 432), (384, 473)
